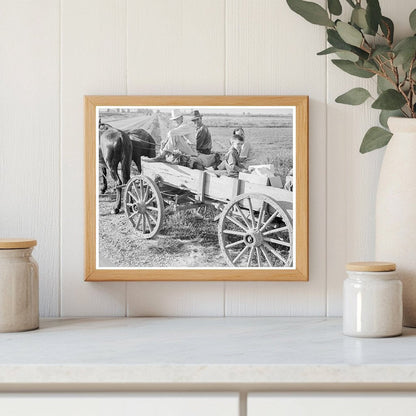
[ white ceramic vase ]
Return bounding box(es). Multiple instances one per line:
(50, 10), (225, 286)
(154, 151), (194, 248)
(375, 117), (416, 327)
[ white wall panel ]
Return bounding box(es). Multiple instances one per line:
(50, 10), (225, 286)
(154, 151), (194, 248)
(61, 0), (127, 316)
(126, 0), (225, 94)
(224, 0), (327, 315)
(4, 0), (411, 317)
(326, 0), (415, 316)
(0, 0), (60, 317)
(125, 0), (226, 316)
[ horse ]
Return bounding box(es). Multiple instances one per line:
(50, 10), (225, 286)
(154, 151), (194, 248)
(99, 124), (156, 214)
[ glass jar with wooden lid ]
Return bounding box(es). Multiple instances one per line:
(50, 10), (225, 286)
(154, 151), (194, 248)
(0, 239), (39, 332)
(343, 261), (402, 338)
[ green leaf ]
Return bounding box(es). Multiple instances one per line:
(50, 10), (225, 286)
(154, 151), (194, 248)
(377, 76), (392, 94)
(372, 45), (391, 58)
(372, 89), (407, 110)
(366, 0), (382, 35)
(328, 0), (342, 16)
(317, 46), (338, 55)
(332, 59), (375, 78)
(360, 127), (392, 153)
(287, 0), (334, 27)
(379, 110), (403, 129)
(327, 29), (369, 59)
(362, 59), (379, 71)
(380, 16), (394, 44)
(393, 36), (416, 67)
(336, 21), (363, 47)
(335, 87), (371, 105)
(351, 7), (369, 32)
(410, 9), (416, 32)
(327, 29), (350, 49)
(335, 50), (359, 62)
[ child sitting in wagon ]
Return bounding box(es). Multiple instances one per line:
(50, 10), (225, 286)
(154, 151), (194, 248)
(216, 133), (249, 177)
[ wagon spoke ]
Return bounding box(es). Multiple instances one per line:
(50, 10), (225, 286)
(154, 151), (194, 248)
(247, 247), (255, 267)
(256, 201), (266, 230)
(264, 242), (286, 264)
(128, 211), (139, 219)
(225, 239), (245, 249)
(232, 245), (249, 265)
(146, 205), (159, 211)
(263, 226), (288, 236)
(146, 211), (157, 224)
(143, 184), (150, 202)
(128, 191), (139, 203)
(225, 215), (248, 232)
(260, 210), (280, 232)
(135, 213), (143, 231)
(140, 179), (145, 202)
(126, 202), (136, 207)
(264, 237), (291, 247)
(133, 181), (141, 202)
(144, 213), (154, 232)
(235, 204), (251, 229)
(145, 195), (156, 206)
(255, 247), (262, 267)
(260, 246), (273, 267)
(142, 213), (148, 233)
(223, 230), (247, 237)
(247, 197), (255, 228)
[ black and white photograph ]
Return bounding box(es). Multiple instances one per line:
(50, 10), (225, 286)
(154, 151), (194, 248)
(97, 105), (295, 270)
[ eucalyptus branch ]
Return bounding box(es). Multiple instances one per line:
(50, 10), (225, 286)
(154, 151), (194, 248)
(286, 0), (416, 152)
(409, 56), (416, 117)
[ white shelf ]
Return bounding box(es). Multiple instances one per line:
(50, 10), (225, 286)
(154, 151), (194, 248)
(0, 317), (415, 389)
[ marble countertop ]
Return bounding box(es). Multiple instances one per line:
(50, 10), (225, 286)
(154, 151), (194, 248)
(1, 317), (416, 389)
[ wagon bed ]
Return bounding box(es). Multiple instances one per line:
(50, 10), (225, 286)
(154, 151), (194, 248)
(123, 160), (294, 268)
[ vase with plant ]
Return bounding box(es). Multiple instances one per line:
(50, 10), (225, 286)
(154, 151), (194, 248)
(287, 0), (416, 326)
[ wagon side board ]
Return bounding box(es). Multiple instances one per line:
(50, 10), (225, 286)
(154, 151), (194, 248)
(141, 161), (293, 214)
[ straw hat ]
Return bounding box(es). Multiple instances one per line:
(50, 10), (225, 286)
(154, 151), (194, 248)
(170, 109), (183, 120)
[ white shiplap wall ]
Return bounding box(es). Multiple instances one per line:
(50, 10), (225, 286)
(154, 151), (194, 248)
(0, 0), (412, 317)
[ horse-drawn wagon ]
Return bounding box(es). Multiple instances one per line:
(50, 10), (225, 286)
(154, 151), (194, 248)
(123, 160), (294, 268)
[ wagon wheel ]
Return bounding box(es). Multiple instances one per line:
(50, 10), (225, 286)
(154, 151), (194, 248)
(218, 193), (293, 268)
(124, 175), (164, 239)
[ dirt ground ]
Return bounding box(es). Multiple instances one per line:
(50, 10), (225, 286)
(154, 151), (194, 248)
(98, 194), (228, 268)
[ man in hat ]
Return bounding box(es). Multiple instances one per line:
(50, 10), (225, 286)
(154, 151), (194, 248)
(191, 110), (212, 154)
(191, 110), (217, 168)
(151, 109), (197, 162)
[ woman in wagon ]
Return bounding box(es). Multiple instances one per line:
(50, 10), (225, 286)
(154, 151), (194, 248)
(217, 133), (248, 177)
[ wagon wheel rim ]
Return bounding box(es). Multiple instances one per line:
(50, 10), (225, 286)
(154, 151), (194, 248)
(124, 175), (164, 239)
(218, 193), (293, 268)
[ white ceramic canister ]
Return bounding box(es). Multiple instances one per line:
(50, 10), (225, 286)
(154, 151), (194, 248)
(343, 262), (402, 338)
(0, 239), (39, 332)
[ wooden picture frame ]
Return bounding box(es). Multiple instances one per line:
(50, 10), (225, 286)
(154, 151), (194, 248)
(85, 96), (308, 281)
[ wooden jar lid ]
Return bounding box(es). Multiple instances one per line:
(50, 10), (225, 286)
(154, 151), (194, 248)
(346, 261), (396, 272)
(0, 239), (37, 249)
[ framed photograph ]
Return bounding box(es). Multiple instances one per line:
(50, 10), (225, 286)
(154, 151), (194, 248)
(85, 96), (308, 281)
